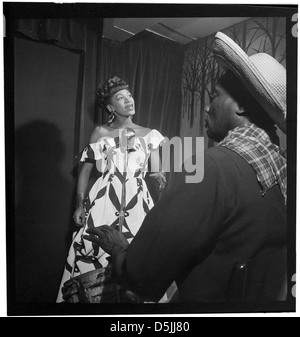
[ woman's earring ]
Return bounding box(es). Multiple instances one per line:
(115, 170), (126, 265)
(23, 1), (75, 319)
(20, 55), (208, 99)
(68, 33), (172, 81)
(107, 111), (115, 126)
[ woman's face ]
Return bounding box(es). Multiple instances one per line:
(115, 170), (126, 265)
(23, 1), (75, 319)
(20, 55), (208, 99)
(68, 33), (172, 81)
(109, 89), (135, 117)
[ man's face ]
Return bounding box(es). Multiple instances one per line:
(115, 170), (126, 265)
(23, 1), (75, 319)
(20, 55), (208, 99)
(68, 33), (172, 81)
(204, 83), (240, 142)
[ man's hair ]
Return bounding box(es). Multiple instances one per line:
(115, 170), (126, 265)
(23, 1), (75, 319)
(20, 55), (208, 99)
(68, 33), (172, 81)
(218, 71), (279, 144)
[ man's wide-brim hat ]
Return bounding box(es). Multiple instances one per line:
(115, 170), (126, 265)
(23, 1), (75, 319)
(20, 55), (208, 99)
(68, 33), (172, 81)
(212, 31), (286, 134)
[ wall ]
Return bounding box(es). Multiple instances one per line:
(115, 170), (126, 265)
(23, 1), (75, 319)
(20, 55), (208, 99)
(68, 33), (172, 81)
(180, 17), (286, 150)
(14, 35), (80, 302)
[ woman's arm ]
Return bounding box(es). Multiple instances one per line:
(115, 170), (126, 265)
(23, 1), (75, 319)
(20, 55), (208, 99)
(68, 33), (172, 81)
(73, 126), (105, 226)
(73, 163), (94, 226)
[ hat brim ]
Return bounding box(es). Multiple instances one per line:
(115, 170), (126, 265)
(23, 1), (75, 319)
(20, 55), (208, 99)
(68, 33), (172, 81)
(213, 32), (286, 134)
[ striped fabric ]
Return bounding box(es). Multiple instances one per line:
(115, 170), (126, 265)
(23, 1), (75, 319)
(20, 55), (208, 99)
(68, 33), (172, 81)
(218, 123), (287, 205)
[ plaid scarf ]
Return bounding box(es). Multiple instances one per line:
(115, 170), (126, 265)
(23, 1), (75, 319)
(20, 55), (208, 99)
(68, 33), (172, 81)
(218, 124), (287, 205)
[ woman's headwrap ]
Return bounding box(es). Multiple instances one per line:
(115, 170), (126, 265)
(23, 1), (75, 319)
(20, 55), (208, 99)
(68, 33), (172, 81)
(96, 76), (129, 108)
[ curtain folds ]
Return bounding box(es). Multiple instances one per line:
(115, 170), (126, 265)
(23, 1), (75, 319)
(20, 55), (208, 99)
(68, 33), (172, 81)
(100, 31), (185, 141)
(16, 18), (102, 52)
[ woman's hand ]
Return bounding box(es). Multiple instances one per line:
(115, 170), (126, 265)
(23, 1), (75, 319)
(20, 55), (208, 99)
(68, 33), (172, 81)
(83, 225), (129, 256)
(73, 206), (86, 226)
(149, 172), (166, 192)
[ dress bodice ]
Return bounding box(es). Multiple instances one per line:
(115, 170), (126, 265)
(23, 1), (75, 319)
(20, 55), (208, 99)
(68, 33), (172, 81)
(80, 129), (165, 179)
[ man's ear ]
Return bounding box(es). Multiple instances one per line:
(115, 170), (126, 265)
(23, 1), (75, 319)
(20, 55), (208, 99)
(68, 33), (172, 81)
(235, 104), (245, 116)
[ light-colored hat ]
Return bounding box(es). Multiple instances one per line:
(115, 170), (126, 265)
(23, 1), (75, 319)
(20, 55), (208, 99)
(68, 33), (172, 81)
(212, 31), (286, 134)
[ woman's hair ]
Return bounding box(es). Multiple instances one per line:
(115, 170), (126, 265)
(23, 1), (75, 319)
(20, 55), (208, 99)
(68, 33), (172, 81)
(96, 76), (129, 111)
(218, 71), (279, 145)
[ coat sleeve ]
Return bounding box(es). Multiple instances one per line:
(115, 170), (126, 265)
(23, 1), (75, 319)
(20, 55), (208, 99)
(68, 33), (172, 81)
(123, 151), (229, 301)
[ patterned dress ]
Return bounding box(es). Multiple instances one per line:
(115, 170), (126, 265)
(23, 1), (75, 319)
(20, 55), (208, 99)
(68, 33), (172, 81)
(56, 129), (165, 302)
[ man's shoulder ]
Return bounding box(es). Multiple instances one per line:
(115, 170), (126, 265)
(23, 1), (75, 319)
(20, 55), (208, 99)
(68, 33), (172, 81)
(205, 146), (236, 161)
(185, 146), (234, 172)
(205, 146), (245, 170)
(205, 145), (256, 179)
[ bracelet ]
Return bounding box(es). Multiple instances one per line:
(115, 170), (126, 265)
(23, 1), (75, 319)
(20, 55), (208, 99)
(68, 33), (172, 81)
(151, 171), (166, 176)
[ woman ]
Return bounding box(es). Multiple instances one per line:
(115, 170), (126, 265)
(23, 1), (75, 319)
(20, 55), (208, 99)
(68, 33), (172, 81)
(56, 76), (166, 302)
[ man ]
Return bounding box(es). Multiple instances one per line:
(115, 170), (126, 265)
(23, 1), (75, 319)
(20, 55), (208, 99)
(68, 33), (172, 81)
(84, 32), (287, 303)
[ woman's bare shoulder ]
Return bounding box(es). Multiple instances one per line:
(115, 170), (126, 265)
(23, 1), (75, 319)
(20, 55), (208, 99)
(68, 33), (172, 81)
(89, 125), (111, 142)
(133, 125), (152, 137)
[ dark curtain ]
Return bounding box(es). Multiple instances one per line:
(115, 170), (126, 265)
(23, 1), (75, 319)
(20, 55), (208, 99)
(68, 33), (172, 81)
(17, 19), (88, 51)
(100, 31), (185, 197)
(100, 31), (184, 140)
